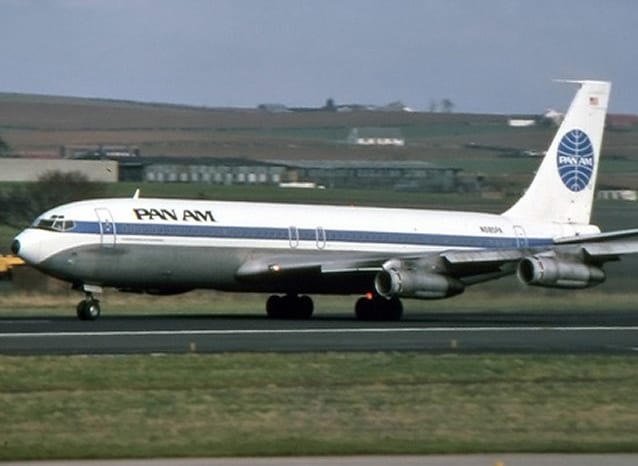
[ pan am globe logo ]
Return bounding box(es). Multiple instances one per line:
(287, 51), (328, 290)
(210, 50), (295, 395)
(556, 129), (594, 192)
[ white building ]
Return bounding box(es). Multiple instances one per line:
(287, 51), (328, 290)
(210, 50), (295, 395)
(347, 128), (405, 146)
(0, 158), (118, 182)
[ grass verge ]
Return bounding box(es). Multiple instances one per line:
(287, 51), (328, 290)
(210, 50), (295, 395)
(1, 353), (637, 460)
(2, 286), (638, 317)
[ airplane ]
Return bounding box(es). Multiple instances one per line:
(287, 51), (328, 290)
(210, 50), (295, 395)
(11, 80), (638, 321)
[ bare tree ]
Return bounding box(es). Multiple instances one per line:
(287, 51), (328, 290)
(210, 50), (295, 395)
(0, 136), (10, 157)
(441, 98), (455, 113)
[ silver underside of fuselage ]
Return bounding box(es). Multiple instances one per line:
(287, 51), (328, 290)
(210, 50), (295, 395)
(39, 243), (378, 295)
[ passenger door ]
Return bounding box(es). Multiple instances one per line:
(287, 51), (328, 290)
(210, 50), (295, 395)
(513, 225), (528, 248)
(95, 208), (116, 247)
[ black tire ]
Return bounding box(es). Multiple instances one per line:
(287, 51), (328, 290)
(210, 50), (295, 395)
(266, 295), (283, 318)
(355, 297), (374, 320)
(76, 301), (88, 321)
(76, 299), (101, 321)
(297, 295), (314, 319)
(85, 300), (101, 321)
(355, 296), (403, 321)
(266, 294), (314, 319)
(381, 297), (403, 321)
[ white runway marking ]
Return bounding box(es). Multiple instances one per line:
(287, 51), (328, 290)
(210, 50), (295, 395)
(1, 326), (638, 338)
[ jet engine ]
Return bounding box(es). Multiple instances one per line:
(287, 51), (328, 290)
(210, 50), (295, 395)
(375, 262), (464, 299)
(517, 256), (605, 289)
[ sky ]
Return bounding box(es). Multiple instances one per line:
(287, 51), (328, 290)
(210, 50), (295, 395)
(0, 0), (636, 114)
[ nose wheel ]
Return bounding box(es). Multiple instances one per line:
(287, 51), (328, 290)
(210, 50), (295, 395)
(76, 297), (101, 321)
(73, 284), (103, 321)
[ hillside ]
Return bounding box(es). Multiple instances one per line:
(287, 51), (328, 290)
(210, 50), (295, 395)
(1, 92), (637, 189)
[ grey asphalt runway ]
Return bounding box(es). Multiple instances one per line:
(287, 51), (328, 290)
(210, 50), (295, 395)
(1, 311), (638, 355)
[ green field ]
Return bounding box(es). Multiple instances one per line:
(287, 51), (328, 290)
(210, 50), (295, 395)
(2, 92), (637, 181)
(1, 353), (637, 460)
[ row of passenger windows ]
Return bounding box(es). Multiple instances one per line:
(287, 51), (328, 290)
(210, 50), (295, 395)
(31, 219), (524, 249)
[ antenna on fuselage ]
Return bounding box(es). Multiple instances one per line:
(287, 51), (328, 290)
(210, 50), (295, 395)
(132, 188), (141, 199)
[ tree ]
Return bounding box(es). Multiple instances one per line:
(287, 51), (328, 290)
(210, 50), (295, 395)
(0, 135), (10, 157)
(324, 98), (336, 112)
(441, 98), (455, 113)
(0, 171), (105, 228)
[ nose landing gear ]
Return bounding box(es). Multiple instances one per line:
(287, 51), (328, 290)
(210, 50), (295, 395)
(76, 298), (101, 321)
(74, 284), (103, 321)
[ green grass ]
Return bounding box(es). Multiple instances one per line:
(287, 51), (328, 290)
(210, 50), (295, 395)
(2, 284), (638, 318)
(1, 353), (637, 460)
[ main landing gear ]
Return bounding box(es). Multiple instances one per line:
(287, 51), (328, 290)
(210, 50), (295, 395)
(355, 295), (403, 321)
(266, 294), (314, 319)
(264, 293), (403, 321)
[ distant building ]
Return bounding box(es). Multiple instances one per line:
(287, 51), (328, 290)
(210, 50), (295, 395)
(380, 101), (414, 112)
(257, 103), (290, 113)
(269, 160), (463, 192)
(507, 119), (536, 128)
(138, 157), (286, 185)
(61, 144), (140, 159)
(543, 108), (564, 126)
(347, 128), (405, 146)
(0, 158), (118, 182)
(597, 190), (637, 201)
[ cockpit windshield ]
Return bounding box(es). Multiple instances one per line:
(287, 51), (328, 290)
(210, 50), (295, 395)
(33, 214), (76, 232)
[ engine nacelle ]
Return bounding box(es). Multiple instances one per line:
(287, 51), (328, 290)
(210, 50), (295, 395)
(517, 256), (605, 289)
(375, 267), (465, 299)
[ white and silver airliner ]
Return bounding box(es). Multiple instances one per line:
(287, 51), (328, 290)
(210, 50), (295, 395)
(12, 80), (638, 320)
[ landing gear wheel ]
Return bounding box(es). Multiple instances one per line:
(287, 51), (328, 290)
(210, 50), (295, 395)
(355, 297), (374, 320)
(298, 295), (314, 319)
(265, 294), (314, 319)
(266, 295), (283, 318)
(355, 295), (403, 321)
(76, 299), (101, 321)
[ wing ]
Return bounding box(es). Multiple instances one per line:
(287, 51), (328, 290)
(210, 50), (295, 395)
(235, 252), (387, 278)
(234, 248), (525, 289)
(234, 228), (638, 291)
(553, 228), (638, 259)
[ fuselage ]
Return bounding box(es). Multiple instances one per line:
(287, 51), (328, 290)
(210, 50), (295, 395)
(13, 197), (600, 295)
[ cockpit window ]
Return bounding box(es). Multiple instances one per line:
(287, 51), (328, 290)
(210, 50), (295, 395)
(33, 215), (76, 232)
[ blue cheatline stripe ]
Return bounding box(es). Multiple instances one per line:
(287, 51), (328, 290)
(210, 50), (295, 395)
(66, 221), (553, 249)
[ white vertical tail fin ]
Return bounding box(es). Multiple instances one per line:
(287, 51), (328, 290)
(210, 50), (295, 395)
(502, 80), (611, 225)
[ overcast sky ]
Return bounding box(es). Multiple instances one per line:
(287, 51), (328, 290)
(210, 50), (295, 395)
(1, 0), (636, 113)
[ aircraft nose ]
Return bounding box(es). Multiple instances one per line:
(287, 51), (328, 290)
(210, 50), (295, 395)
(12, 230), (43, 265)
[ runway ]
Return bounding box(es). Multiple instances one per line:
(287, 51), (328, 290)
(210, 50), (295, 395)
(1, 311), (638, 355)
